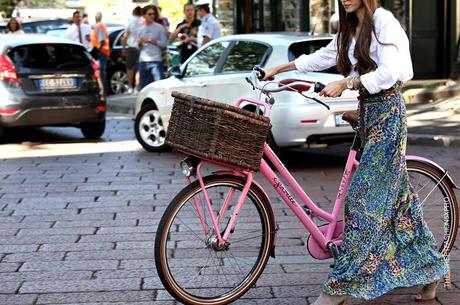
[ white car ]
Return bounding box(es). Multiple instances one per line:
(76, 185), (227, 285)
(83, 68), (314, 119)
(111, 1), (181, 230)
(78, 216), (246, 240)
(134, 33), (358, 152)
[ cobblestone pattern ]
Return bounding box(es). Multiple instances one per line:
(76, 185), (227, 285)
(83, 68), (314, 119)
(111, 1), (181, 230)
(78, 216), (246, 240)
(0, 117), (459, 304)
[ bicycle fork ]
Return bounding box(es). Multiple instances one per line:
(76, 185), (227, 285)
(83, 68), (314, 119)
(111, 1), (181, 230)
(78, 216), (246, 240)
(188, 162), (255, 248)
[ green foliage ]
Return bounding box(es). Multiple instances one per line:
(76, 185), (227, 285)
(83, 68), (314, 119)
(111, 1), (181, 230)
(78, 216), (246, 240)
(159, 0), (188, 28)
(24, 0), (66, 8)
(0, 0), (16, 17)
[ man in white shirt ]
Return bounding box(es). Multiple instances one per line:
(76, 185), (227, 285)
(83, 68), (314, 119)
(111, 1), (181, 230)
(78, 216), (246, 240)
(65, 10), (92, 49)
(196, 3), (221, 47)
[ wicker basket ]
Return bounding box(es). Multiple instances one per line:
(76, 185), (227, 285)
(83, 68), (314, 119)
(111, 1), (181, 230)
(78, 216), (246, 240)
(165, 91), (271, 171)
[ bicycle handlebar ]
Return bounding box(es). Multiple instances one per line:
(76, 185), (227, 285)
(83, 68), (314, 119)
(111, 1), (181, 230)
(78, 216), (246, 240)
(246, 67), (330, 110)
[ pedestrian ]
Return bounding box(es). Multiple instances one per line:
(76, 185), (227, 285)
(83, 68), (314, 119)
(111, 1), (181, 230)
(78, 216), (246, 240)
(137, 5), (167, 90)
(90, 12), (111, 95)
(170, 3), (201, 63)
(157, 6), (170, 32)
(263, 0), (449, 304)
(6, 17), (24, 34)
(196, 3), (221, 47)
(65, 10), (92, 49)
(82, 13), (90, 25)
(122, 6), (142, 94)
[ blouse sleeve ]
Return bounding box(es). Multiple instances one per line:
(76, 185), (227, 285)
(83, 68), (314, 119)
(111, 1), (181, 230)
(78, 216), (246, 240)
(294, 36), (338, 73)
(360, 20), (409, 94)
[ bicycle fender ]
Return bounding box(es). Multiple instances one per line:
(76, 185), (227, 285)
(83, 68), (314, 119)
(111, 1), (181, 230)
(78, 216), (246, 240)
(406, 155), (459, 189)
(212, 170), (278, 258)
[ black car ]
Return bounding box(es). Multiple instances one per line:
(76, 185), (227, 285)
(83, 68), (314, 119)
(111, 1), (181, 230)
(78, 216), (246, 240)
(0, 34), (106, 139)
(106, 27), (129, 95)
(107, 27), (181, 95)
(0, 18), (71, 34)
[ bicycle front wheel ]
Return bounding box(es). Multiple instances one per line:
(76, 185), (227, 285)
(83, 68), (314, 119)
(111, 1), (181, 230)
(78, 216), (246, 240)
(407, 160), (459, 256)
(155, 175), (275, 305)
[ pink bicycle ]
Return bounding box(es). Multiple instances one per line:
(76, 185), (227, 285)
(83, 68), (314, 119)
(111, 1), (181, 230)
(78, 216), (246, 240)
(155, 67), (459, 305)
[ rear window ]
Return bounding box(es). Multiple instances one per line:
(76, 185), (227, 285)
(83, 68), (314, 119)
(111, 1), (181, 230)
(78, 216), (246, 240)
(288, 39), (339, 74)
(8, 44), (91, 69)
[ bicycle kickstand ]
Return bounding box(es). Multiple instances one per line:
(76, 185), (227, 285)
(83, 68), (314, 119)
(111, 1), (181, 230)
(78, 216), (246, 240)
(327, 242), (340, 269)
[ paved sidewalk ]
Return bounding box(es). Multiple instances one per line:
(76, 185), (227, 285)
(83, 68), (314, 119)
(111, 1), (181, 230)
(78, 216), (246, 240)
(107, 84), (460, 147)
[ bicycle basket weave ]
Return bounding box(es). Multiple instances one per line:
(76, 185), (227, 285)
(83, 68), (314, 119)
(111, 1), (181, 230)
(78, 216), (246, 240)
(166, 91), (271, 171)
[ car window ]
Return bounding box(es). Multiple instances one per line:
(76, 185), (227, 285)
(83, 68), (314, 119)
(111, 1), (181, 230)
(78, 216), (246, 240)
(22, 25), (35, 33)
(9, 44), (90, 69)
(288, 39), (338, 74)
(222, 41), (269, 72)
(185, 41), (230, 76)
(113, 31), (124, 47)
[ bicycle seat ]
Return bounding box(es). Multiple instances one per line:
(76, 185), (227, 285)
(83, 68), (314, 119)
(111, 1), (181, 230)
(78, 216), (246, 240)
(342, 111), (358, 126)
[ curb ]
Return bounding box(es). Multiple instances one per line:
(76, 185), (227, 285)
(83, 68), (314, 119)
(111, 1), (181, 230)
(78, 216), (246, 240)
(403, 84), (460, 104)
(107, 95), (136, 115)
(407, 134), (460, 148)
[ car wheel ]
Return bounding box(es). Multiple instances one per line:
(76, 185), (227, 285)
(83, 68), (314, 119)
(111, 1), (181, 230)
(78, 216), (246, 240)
(110, 70), (128, 95)
(81, 120), (106, 139)
(135, 104), (169, 152)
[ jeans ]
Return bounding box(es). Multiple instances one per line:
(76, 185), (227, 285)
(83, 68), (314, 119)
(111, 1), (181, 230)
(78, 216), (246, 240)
(97, 51), (109, 95)
(139, 61), (164, 90)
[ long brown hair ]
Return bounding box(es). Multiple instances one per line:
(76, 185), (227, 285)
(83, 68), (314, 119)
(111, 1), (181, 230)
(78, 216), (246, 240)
(336, 0), (381, 76)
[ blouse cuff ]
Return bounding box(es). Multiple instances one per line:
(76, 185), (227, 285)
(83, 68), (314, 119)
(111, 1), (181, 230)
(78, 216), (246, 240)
(294, 54), (310, 73)
(360, 73), (380, 95)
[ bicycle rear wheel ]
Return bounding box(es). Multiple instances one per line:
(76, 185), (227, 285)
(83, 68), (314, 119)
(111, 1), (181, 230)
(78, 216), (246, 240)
(155, 175), (275, 305)
(407, 160), (459, 256)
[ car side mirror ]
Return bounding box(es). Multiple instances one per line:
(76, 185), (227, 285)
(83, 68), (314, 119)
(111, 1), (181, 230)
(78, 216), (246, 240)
(169, 66), (183, 79)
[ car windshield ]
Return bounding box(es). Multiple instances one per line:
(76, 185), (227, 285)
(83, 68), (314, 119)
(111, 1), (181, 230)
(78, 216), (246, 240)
(8, 44), (90, 69)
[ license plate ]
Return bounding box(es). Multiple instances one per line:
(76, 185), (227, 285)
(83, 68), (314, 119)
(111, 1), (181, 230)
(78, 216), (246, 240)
(334, 113), (349, 126)
(38, 78), (77, 90)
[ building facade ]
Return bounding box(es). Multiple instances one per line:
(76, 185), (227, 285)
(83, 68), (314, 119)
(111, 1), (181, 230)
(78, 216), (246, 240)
(206, 0), (458, 80)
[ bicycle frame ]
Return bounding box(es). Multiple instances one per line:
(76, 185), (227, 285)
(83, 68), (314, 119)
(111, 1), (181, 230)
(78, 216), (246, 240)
(186, 96), (360, 259)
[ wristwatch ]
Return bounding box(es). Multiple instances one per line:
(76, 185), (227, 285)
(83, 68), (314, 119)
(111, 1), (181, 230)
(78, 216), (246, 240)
(346, 77), (354, 90)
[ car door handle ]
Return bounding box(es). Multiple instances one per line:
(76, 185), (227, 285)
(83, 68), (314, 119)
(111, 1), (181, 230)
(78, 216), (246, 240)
(197, 83), (207, 88)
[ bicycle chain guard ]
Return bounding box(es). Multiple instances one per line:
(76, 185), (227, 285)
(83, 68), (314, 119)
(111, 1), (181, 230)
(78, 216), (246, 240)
(307, 221), (344, 260)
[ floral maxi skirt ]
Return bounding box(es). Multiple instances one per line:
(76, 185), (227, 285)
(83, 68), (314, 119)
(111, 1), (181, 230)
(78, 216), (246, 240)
(322, 85), (449, 300)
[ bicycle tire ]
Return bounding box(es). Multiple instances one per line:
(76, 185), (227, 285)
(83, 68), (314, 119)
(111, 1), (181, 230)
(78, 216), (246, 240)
(155, 175), (275, 305)
(406, 160), (459, 256)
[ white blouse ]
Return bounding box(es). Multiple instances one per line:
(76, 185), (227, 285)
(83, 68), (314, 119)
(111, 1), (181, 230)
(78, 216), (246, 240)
(294, 7), (413, 94)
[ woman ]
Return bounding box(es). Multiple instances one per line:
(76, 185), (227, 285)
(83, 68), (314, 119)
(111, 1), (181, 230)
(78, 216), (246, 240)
(7, 18), (24, 34)
(263, 1), (449, 304)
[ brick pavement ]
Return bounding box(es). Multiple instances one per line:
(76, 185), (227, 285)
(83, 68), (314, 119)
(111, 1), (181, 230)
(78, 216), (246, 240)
(0, 116), (459, 305)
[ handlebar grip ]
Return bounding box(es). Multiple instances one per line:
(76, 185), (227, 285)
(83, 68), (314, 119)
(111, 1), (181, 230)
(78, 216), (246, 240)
(254, 66), (265, 80)
(314, 82), (326, 93)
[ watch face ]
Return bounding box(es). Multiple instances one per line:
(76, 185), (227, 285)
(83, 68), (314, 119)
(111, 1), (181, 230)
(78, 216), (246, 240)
(347, 78), (353, 89)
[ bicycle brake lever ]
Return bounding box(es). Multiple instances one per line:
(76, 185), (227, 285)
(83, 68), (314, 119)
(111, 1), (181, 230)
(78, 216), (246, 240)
(245, 76), (255, 90)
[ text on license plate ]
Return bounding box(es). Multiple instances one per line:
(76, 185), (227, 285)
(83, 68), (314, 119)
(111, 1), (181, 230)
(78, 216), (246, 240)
(39, 78), (77, 90)
(334, 113), (349, 126)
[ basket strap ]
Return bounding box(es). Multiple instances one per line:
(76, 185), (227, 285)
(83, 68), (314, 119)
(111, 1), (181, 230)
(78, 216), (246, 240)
(189, 97), (198, 114)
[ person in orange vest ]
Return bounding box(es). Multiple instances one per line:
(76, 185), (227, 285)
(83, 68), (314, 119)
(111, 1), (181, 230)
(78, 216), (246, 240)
(90, 12), (111, 95)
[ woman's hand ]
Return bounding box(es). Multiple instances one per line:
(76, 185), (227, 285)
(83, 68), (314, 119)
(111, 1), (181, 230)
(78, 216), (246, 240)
(261, 67), (277, 81)
(319, 79), (347, 98)
(261, 62), (297, 81)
